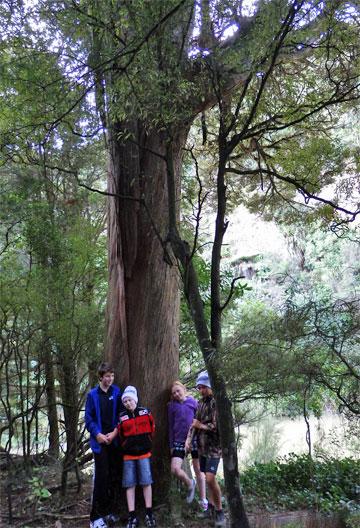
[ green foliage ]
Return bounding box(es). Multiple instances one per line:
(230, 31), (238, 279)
(28, 475), (52, 501)
(347, 512), (360, 528)
(0, 115), (107, 455)
(213, 220), (360, 421)
(242, 454), (360, 513)
(1, 4), (359, 507)
(179, 249), (250, 378)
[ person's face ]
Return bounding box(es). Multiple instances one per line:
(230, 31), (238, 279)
(197, 384), (212, 398)
(123, 397), (137, 412)
(172, 385), (186, 402)
(100, 371), (114, 390)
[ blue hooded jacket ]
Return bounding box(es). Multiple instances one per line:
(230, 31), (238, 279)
(85, 384), (122, 453)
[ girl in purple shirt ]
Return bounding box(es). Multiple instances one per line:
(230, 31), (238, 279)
(168, 381), (207, 509)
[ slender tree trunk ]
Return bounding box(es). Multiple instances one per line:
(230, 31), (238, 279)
(106, 121), (188, 497)
(58, 359), (80, 494)
(209, 128), (250, 528)
(166, 136), (250, 527)
(43, 341), (59, 458)
(211, 368), (250, 528)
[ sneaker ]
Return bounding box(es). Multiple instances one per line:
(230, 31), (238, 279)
(144, 513), (156, 527)
(214, 509), (226, 527)
(104, 513), (120, 526)
(199, 498), (209, 512)
(126, 518), (139, 528)
(90, 518), (107, 528)
(186, 478), (196, 504)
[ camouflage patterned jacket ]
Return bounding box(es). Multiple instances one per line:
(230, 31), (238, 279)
(189, 395), (221, 458)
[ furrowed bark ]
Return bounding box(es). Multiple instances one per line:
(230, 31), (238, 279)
(106, 123), (188, 498)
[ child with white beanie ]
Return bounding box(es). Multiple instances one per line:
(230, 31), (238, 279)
(118, 386), (156, 528)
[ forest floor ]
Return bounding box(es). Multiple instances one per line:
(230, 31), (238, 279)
(0, 456), (345, 528)
(1, 457), (224, 528)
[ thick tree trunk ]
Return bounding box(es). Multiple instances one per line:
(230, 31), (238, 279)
(106, 121), (188, 497)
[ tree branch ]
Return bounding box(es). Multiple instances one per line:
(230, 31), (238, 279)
(225, 167), (360, 221)
(220, 276), (243, 312)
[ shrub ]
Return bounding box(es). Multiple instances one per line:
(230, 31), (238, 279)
(241, 454), (360, 513)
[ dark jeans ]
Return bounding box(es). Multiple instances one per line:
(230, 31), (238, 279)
(90, 443), (122, 521)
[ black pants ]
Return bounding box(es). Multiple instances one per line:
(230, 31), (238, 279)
(90, 444), (122, 521)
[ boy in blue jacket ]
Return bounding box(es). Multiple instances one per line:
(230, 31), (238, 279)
(85, 362), (123, 528)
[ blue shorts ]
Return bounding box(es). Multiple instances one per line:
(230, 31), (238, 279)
(199, 455), (220, 475)
(122, 457), (153, 488)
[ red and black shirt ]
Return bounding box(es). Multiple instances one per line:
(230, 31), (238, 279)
(118, 406), (155, 457)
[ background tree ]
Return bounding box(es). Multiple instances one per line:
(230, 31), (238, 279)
(0, 122), (108, 491)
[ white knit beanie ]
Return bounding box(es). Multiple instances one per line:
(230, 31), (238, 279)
(196, 371), (211, 388)
(121, 385), (138, 405)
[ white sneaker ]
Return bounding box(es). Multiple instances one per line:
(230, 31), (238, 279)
(186, 478), (196, 503)
(199, 498), (208, 512)
(90, 518), (108, 528)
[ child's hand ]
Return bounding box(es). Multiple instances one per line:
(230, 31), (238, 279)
(106, 430), (117, 443)
(96, 432), (110, 444)
(184, 440), (191, 453)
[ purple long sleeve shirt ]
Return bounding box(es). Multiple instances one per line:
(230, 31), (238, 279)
(168, 396), (198, 448)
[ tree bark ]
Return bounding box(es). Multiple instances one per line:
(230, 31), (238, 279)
(58, 358), (80, 494)
(43, 341), (59, 459)
(211, 369), (250, 528)
(106, 121), (189, 497)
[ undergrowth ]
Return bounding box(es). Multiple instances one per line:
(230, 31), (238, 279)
(241, 453), (360, 514)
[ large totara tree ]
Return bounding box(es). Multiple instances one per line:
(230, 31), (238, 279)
(87, 0), (359, 509)
(1, 0), (359, 525)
